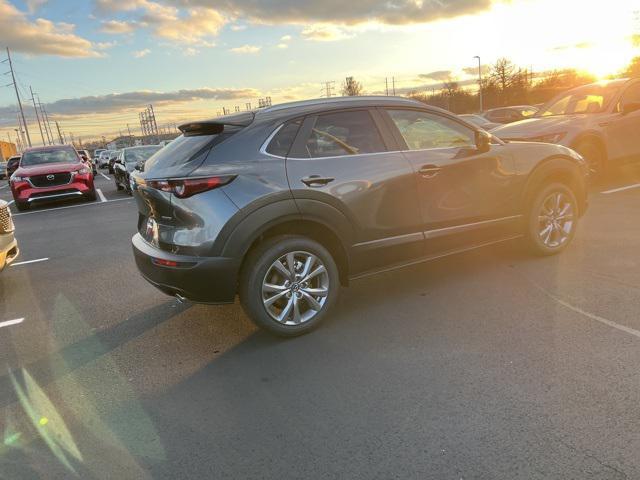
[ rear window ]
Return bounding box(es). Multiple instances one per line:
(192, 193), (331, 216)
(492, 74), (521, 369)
(21, 148), (80, 167)
(124, 146), (162, 164)
(144, 131), (237, 173)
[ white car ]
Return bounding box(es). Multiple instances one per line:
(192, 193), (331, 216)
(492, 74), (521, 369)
(492, 78), (640, 177)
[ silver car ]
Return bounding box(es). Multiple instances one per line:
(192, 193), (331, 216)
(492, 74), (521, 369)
(491, 78), (640, 176)
(0, 199), (18, 271)
(0, 161), (6, 180)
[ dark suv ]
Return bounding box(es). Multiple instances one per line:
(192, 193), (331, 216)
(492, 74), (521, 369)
(132, 97), (589, 336)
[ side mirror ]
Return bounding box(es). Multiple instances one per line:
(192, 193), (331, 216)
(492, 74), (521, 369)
(475, 130), (491, 153)
(622, 102), (640, 115)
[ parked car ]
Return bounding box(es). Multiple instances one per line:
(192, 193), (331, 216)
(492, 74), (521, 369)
(76, 149), (97, 175)
(484, 105), (538, 124)
(0, 161), (6, 180)
(491, 79), (640, 177)
(0, 199), (18, 271)
(108, 150), (121, 174)
(97, 151), (112, 169)
(10, 145), (96, 211)
(131, 96), (588, 337)
(6, 155), (21, 182)
(458, 114), (501, 131)
(114, 145), (162, 194)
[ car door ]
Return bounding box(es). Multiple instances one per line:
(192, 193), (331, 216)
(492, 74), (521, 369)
(285, 108), (424, 275)
(607, 81), (640, 162)
(381, 108), (521, 255)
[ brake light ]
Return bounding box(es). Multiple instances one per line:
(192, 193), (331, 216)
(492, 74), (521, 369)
(151, 258), (196, 268)
(147, 175), (235, 198)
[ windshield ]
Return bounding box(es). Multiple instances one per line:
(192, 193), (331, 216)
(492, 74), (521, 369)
(20, 148), (80, 167)
(538, 84), (621, 116)
(124, 146), (162, 164)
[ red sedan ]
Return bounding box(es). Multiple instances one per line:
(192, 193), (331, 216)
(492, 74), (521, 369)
(10, 145), (97, 211)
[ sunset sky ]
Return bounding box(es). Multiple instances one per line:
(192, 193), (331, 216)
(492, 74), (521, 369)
(0, 0), (638, 144)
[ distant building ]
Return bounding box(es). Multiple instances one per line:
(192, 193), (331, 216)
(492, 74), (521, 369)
(0, 141), (17, 162)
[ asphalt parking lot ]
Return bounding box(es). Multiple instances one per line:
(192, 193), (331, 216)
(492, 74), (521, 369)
(2, 166), (640, 479)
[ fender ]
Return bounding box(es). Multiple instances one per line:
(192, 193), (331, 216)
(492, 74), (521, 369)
(570, 130), (608, 160)
(520, 155), (588, 214)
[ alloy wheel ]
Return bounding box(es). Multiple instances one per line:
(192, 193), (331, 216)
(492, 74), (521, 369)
(261, 250), (330, 325)
(537, 191), (575, 248)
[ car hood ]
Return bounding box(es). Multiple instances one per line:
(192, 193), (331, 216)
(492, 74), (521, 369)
(491, 114), (588, 139)
(15, 162), (83, 176)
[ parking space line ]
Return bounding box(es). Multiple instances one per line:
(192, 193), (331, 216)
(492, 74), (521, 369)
(97, 188), (107, 202)
(11, 258), (49, 267)
(99, 172), (110, 180)
(7, 199), (14, 206)
(601, 183), (640, 194)
(0, 318), (24, 329)
(0, 184), (9, 190)
(12, 197), (132, 217)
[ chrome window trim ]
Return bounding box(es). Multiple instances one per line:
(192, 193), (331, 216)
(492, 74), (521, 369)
(259, 124), (286, 159)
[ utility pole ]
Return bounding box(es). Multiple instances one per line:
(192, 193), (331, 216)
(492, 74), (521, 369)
(40, 101), (55, 144)
(473, 55), (483, 113)
(4, 48), (31, 147)
(36, 95), (53, 145)
(392, 77), (396, 96)
(14, 129), (22, 152)
(29, 86), (46, 146)
(322, 81), (335, 98)
(385, 77), (389, 96)
(55, 121), (64, 144)
(16, 112), (27, 149)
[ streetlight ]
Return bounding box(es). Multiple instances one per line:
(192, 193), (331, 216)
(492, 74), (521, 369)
(473, 55), (483, 114)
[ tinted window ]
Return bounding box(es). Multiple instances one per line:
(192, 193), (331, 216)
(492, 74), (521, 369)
(266, 120), (301, 157)
(21, 148), (80, 167)
(388, 110), (474, 150)
(305, 110), (385, 158)
(124, 147), (162, 164)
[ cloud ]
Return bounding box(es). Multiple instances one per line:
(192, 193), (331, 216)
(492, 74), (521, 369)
(175, 0), (495, 26)
(280, 34), (292, 41)
(26, 0), (47, 13)
(462, 65), (489, 76)
(100, 19), (138, 34)
(0, 0), (99, 57)
(133, 48), (151, 57)
(0, 87), (262, 125)
(301, 24), (353, 41)
(419, 70), (453, 81)
(551, 42), (592, 51)
(229, 44), (261, 54)
(95, 0), (225, 46)
(230, 24), (246, 31)
(277, 43), (288, 49)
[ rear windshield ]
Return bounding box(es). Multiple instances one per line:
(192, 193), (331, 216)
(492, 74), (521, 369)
(144, 131), (238, 173)
(21, 149), (80, 167)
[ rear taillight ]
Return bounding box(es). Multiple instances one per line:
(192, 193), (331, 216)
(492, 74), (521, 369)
(147, 175), (235, 199)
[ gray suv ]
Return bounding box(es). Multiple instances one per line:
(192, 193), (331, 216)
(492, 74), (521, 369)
(132, 96), (589, 336)
(492, 78), (640, 176)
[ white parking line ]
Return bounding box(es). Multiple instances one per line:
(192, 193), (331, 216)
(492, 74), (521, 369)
(601, 183), (640, 194)
(12, 197), (132, 217)
(7, 199), (14, 206)
(97, 188), (107, 202)
(99, 172), (110, 180)
(0, 318), (24, 329)
(11, 258), (49, 267)
(0, 183), (9, 190)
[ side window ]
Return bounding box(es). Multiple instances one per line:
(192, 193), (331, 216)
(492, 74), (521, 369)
(305, 110), (385, 158)
(266, 120), (302, 157)
(387, 109), (475, 150)
(619, 83), (640, 109)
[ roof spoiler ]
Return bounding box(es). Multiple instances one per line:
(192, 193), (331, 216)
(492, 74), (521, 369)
(179, 112), (255, 136)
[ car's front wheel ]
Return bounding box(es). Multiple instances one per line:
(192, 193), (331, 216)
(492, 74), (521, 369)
(240, 235), (340, 337)
(525, 183), (578, 256)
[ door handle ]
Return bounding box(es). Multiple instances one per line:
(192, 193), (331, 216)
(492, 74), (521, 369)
(418, 165), (442, 178)
(301, 175), (335, 187)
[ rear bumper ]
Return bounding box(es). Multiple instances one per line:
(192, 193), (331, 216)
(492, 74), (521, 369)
(132, 233), (239, 304)
(0, 233), (19, 271)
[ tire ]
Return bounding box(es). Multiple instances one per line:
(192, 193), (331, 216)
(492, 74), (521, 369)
(239, 235), (340, 337)
(574, 138), (606, 181)
(525, 182), (578, 256)
(116, 181), (124, 191)
(15, 201), (29, 212)
(86, 189), (97, 202)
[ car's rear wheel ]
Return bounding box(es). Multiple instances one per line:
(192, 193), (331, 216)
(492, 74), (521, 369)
(240, 235), (340, 337)
(15, 201), (29, 212)
(525, 183), (578, 256)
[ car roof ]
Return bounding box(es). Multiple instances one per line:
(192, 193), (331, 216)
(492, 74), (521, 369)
(182, 96), (449, 131)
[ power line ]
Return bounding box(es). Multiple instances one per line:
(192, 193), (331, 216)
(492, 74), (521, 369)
(29, 86), (46, 146)
(3, 48), (31, 147)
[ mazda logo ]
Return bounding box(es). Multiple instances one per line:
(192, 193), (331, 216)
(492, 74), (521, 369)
(46, 174), (55, 180)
